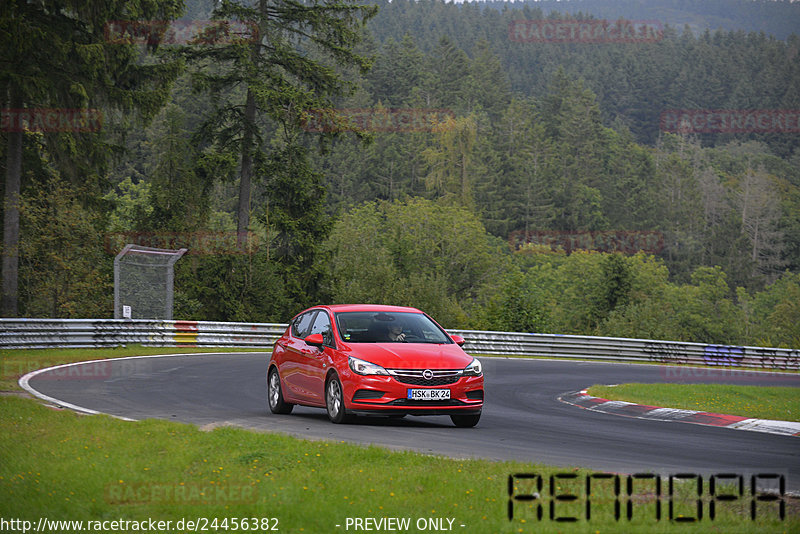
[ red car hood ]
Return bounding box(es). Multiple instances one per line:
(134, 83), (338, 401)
(342, 343), (473, 370)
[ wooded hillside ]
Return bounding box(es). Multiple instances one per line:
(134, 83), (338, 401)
(2, 0), (799, 348)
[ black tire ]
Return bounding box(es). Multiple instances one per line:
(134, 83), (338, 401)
(325, 374), (350, 424)
(267, 367), (293, 414)
(450, 412), (480, 428)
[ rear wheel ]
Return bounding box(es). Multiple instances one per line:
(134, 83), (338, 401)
(267, 368), (293, 414)
(326, 374), (350, 424)
(450, 412), (480, 428)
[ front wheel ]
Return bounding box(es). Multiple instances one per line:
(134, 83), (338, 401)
(326, 374), (350, 424)
(450, 412), (480, 428)
(267, 368), (293, 414)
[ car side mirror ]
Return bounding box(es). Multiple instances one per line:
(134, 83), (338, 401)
(305, 333), (325, 347)
(451, 334), (465, 346)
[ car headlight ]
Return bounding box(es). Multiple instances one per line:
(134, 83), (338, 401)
(463, 358), (482, 376)
(349, 356), (389, 376)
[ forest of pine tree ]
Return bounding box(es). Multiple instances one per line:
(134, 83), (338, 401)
(3, 0), (800, 348)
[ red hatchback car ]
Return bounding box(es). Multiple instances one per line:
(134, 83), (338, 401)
(267, 304), (484, 427)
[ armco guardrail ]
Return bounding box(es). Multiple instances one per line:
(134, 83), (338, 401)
(1, 319), (798, 370)
(455, 330), (799, 370)
(0, 319), (286, 349)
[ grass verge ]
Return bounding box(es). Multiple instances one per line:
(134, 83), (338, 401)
(1, 347), (797, 532)
(587, 383), (800, 422)
(1, 396), (795, 533)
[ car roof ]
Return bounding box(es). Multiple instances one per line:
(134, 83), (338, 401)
(316, 304), (423, 314)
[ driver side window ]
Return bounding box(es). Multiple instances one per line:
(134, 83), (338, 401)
(292, 311), (316, 339)
(308, 311), (334, 347)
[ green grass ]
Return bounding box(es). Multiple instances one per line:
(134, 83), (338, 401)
(1, 347), (797, 532)
(587, 383), (800, 422)
(1, 396), (795, 533)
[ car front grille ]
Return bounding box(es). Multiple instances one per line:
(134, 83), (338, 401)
(386, 369), (462, 386)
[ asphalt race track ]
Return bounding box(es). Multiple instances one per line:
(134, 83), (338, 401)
(24, 353), (800, 491)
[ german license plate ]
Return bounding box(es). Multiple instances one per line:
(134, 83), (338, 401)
(407, 389), (450, 401)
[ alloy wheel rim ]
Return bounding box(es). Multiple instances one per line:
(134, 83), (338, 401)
(328, 380), (341, 417)
(269, 372), (279, 408)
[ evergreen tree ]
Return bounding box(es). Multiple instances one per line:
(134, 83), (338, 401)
(542, 70), (607, 231)
(1, 0), (184, 316)
(367, 34), (428, 107)
(423, 115), (480, 207)
(185, 0), (377, 245)
(426, 36), (471, 111)
(480, 97), (555, 238)
(147, 105), (211, 232)
(464, 39), (511, 121)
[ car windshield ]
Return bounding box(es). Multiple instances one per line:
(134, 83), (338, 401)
(334, 311), (452, 344)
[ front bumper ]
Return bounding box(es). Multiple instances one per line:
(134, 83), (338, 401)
(342, 373), (484, 415)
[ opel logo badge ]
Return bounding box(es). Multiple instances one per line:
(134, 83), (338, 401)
(422, 369), (434, 380)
